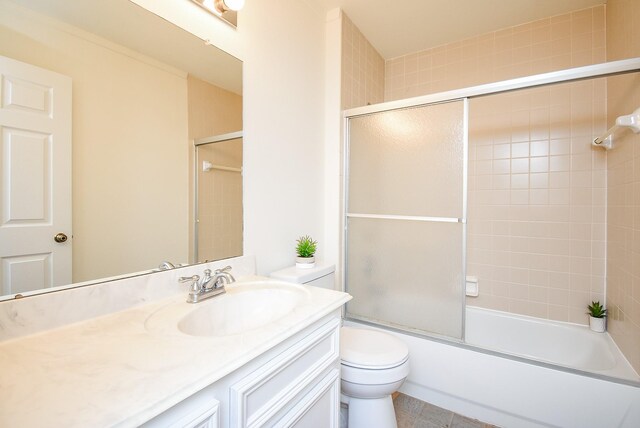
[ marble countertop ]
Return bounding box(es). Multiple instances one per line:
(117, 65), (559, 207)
(0, 276), (351, 427)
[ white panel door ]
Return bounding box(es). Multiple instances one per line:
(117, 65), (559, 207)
(0, 55), (72, 296)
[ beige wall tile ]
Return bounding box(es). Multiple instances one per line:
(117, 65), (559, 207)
(385, 5), (605, 102)
(341, 14), (385, 110)
(606, 0), (640, 375)
(461, 5), (608, 328)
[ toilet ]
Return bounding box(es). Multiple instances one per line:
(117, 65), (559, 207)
(271, 263), (410, 428)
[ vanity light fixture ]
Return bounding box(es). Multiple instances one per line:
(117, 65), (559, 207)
(190, 0), (244, 27)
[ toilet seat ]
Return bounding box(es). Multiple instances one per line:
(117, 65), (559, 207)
(341, 357), (410, 386)
(340, 327), (409, 369)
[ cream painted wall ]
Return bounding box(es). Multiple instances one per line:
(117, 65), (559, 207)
(134, 0), (328, 275)
(324, 8), (343, 289)
(0, 1), (189, 282)
(240, 0), (326, 274)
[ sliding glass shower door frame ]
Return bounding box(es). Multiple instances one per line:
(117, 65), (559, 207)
(343, 99), (469, 342)
(341, 58), (640, 345)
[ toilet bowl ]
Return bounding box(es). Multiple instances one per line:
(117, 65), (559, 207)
(270, 264), (410, 428)
(340, 327), (409, 428)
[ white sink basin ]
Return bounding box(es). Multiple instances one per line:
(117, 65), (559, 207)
(145, 280), (311, 338)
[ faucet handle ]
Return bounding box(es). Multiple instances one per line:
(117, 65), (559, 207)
(214, 265), (235, 284)
(179, 275), (200, 292)
(179, 274), (200, 283)
(214, 265), (232, 274)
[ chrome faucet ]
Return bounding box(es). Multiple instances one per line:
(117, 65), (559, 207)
(158, 261), (176, 270)
(179, 266), (235, 303)
(212, 265), (235, 287)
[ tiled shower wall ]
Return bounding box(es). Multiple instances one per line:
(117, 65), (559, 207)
(467, 82), (607, 323)
(380, 6), (607, 324)
(341, 13), (385, 110)
(605, 0), (640, 372)
(384, 6), (605, 102)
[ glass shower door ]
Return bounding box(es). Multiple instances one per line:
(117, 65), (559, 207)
(194, 134), (243, 263)
(345, 100), (467, 340)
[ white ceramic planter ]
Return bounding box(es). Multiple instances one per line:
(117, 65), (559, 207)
(296, 256), (315, 269)
(589, 316), (606, 333)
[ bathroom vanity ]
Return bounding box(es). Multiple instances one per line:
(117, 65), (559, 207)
(0, 257), (351, 427)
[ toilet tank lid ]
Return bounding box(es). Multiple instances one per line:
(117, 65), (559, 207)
(340, 327), (409, 368)
(270, 262), (335, 284)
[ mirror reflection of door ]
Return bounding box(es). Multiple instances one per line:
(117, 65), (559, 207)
(195, 135), (243, 262)
(1, 0), (243, 298)
(0, 55), (72, 295)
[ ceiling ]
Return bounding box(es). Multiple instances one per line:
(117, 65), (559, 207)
(310, 0), (606, 59)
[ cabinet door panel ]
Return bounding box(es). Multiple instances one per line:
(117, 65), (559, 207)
(276, 369), (340, 428)
(230, 318), (340, 428)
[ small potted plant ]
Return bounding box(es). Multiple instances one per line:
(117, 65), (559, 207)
(295, 235), (317, 269)
(587, 301), (607, 332)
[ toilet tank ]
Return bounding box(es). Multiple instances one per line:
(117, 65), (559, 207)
(270, 263), (335, 289)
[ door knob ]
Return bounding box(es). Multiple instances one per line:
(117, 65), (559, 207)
(54, 233), (68, 243)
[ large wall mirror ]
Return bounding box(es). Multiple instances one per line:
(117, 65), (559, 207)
(0, 0), (243, 300)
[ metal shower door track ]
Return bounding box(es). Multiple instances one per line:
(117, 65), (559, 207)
(343, 58), (640, 119)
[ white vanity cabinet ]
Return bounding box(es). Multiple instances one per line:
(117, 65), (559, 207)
(142, 396), (220, 428)
(229, 315), (341, 427)
(144, 310), (342, 428)
(0, 262), (352, 428)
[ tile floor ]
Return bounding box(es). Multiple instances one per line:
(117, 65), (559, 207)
(393, 393), (499, 428)
(340, 393), (499, 428)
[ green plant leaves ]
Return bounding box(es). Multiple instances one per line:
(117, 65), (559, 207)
(296, 235), (317, 258)
(587, 300), (607, 318)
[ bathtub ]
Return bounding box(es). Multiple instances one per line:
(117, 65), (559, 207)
(465, 306), (639, 381)
(344, 307), (640, 428)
